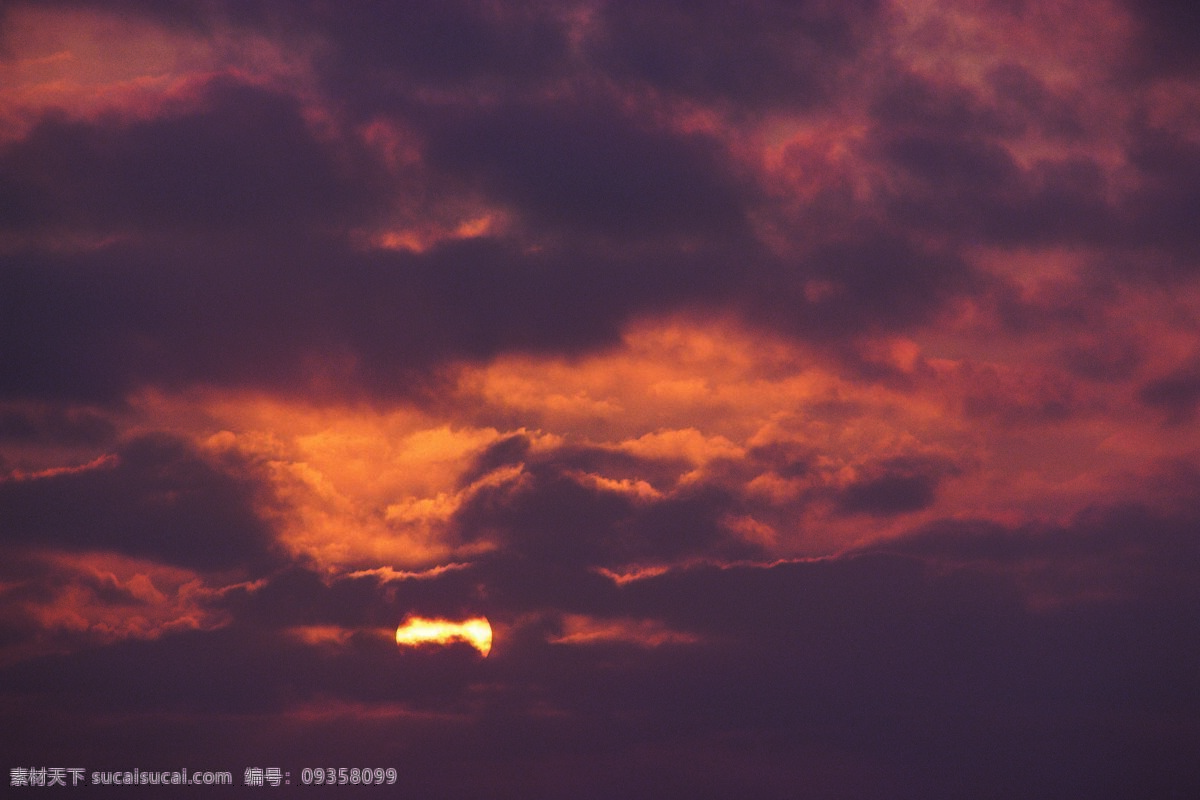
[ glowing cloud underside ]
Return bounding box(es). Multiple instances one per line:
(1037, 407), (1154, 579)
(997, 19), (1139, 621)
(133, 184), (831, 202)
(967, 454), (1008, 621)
(395, 616), (492, 657)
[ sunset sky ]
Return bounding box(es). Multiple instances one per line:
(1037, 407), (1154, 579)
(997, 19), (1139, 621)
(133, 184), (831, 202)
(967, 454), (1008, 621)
(2, 1), (1199, 796)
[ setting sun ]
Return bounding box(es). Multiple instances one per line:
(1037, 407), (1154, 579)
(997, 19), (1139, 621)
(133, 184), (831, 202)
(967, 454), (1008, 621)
(395, 616), (492, 657)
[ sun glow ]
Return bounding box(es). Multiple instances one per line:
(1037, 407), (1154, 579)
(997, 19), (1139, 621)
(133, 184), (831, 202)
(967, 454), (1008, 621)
(395, 616), (492, 657)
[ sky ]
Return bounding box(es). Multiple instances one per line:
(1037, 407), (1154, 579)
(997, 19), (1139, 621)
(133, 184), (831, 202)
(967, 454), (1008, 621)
(1, 0), (1199, 796)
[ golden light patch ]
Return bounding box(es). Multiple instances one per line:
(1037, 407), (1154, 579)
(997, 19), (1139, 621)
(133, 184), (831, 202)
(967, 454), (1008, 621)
(395, 616), (492, 657)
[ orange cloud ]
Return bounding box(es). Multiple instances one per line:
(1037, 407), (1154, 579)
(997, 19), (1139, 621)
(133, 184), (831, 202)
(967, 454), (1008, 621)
(0, 5), (318, 139)
(549, 614), (700, 648)
(1, 550), (232, 663)
(69, 304), (1176, 576)
(287, 625), (394, 648)
(186, 397), (525, 569)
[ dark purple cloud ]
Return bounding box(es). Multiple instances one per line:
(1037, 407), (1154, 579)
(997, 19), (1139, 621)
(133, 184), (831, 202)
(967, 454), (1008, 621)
(424, 97), (751, 240)
(313, 0), (573, 113)
(0, 434), (276, 571)
(1, 236), (340, 402)
(986, 62), (1087, 139)
(1122, 0), (1200, 76)
(866, 72), (1123, 249)
(746, 231), (981, 342)
(591, 0), (882, 109)
(0, 404), (116, 447)
(452, 458), (759, 569)
(0, 78), (384, 235)
(3, 495), (1198, 798)
(836, 464), (943, 516)
(1123, 124), (1200, 264)
(2, 218), (768, 406)
(1139, 356), (1200, 423)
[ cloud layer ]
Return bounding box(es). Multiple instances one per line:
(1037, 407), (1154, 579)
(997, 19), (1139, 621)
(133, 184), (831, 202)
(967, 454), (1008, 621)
(2, 1), (1199, 796)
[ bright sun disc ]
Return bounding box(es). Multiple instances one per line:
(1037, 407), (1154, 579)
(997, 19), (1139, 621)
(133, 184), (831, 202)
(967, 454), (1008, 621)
(395, 616), (492, 657)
